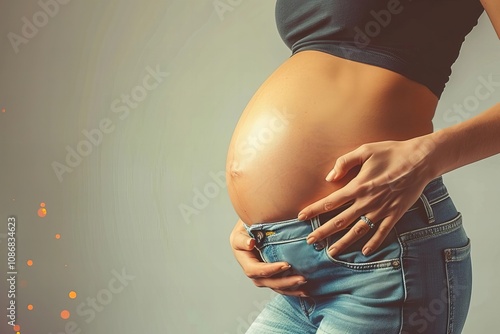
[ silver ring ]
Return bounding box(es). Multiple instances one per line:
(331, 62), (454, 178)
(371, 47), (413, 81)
(360, 215), (375, 229)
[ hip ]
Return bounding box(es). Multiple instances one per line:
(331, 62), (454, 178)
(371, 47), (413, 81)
(244, 177), (472, 332)
(243, 177), (470, 296)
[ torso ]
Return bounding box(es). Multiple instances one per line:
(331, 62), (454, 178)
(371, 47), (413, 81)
(226, 50), (438, 225)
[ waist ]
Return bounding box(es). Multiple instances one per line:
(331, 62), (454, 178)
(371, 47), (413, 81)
(244, 176), (454, 245)
(232, 51), (439, 133)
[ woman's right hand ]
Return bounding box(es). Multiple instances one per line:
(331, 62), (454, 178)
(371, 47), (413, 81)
(230, 219), (309, 297)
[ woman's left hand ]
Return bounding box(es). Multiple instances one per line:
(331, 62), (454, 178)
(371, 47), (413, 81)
(298, 135), (440, 257)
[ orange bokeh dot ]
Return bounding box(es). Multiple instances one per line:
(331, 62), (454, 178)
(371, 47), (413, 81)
(27, 304), (34, 310)
(60, 310), (70, 319)
(40, 202), (45, 207)
(37, 208), (47, 217)
(26, 260), (33, 266)
(1, 108), (5, 113)
(68, 291), (77, 299)
(55, 234), (61, 239)
(13, 324), (20, 331)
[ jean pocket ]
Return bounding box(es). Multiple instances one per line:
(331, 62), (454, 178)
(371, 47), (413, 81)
(257, 237), (333, 278)
(324, 229), (402, 270)
(255, 237), (307, 263)
(444, 238), (472, 334)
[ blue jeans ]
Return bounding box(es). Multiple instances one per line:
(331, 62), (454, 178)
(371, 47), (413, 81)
(244, 177), (472, 334)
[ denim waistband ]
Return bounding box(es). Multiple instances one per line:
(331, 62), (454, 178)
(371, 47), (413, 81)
(245, 176), (451, 247)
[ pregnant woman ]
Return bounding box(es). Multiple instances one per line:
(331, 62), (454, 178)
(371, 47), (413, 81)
(226, 1), (500, 333)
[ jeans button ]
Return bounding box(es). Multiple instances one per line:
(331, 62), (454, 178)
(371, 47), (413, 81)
(254, 231), (265, 244)
(313, 242), (325, 251)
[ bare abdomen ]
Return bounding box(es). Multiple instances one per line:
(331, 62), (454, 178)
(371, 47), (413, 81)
(225, 51), (437, 225)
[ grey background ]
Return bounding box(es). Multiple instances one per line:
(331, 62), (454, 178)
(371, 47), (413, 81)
(0, 0), (499, 333)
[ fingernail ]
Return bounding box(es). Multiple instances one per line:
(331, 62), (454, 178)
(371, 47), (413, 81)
(362, 247), (372, 256)
(297, 280), (308, 285)
(280, 265), (291, 271)
(325, 169), (336, 182)
(306, 236), (316, 244)
(298, 213), (307, 221)
(300, 294), (309, 298)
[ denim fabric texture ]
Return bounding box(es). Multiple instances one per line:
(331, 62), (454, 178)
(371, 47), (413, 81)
(244, 177), (472, 334)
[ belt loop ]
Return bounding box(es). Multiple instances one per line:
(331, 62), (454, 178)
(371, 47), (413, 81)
(419, 193), (435, 224)
(310, 216), (326, 251)
(311, 216), (320, 230)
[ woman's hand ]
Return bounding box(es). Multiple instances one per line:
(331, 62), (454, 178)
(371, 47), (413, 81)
(229, 219), (309, 297)
(298, 135), (440, 257)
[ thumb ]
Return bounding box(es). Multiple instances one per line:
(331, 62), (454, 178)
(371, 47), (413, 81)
(325, 146), (368, 181)
(230, 222), (256, 251)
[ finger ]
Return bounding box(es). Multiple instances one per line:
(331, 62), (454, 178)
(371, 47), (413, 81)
(361, 215), (399, 256)
(229, 219), (256, 251)
(230, 221), (295, 279)
(234, 250), (292, 279)
(326, 217), (374, 257)
(252, 276), (308, 292)
(230, 225), (256, 252)
(272, 289), (309, 297)
(297, 187), (351, 221)
(305, 204), (364, 244)
(326, 145), (369, 182)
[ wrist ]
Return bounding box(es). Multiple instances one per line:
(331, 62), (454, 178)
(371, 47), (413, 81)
(420, 129), (456, 178)
(400, 132), (446, 184)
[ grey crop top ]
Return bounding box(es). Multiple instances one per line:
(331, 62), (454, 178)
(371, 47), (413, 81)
(275, 0), (484, 98)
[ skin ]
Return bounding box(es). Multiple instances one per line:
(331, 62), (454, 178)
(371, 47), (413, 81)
(228, 1), (500, 297)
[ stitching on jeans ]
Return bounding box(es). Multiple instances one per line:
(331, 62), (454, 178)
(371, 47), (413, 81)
(299, 297), (316, 318)
(258, 237), (308, 248)
(445, 253), (453, 334)
(428, 193), (450, 206)
(398, 214), (462, 243)
(396, 230), (410, 334)
(419, 193), (435, 224)
(406, 193), (449, 213)
(323, 246), (400, 270)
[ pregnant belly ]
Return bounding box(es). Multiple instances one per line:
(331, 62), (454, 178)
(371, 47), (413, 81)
(226, 51), (438, 225)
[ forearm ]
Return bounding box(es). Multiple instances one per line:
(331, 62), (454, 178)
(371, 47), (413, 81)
(480, 0), (500, 39)
(427, 102), (500, 176)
